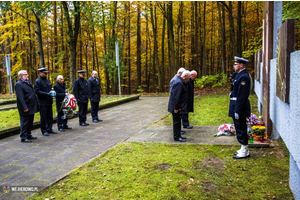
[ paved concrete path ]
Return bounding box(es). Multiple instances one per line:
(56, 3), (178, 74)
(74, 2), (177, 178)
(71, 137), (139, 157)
(0, 97), (169, 200)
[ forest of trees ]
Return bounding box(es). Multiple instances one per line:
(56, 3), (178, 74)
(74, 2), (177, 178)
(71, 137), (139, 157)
(0, 1), (299, 95)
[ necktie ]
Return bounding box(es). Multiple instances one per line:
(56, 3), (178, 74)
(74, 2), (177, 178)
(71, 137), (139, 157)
(25, 81), (29, 85)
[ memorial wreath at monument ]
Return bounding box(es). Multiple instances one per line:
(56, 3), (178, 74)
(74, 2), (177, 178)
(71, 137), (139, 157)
(60, 93), (77, 119)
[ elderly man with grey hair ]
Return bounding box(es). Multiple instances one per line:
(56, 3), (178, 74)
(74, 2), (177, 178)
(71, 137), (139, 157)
(181, 70), (198, 129)
(88, 70), (102, 123)
(54, 75), (72, 132)
(169, 67), (185, 93)
(168, 70), (191, 142)
(15, 70), (39, 142)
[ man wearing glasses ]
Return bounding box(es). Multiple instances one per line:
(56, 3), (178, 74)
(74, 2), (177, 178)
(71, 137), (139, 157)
(229, 56), (251, 159)
(15, 70), (39, 143)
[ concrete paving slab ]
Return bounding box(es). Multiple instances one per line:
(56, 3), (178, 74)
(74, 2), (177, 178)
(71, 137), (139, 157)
(0, 165), (24, 176)
(0, 172), (37, 185)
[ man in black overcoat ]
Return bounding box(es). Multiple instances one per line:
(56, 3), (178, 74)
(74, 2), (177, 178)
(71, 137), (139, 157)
(229, 56), (251, 159)
(168, 70), (191, 142)
(88, 71), (102, 123)
(34, 67), (57, 136)
(73, 70), (89, 126)
(181, 70), (198, 129)
(15, 70), (39, 143)
(54, 75), (72, 132)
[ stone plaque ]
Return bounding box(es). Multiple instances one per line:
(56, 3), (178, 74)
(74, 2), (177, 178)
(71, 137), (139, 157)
(255, 49), (262, 82)
(276, 19), (295, 103)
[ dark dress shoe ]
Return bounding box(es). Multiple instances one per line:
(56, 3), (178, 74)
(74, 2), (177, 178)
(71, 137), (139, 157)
(49, 130), (57, 134)
(180, 136), (186, 139)
(59, 128), (65, 132)
(97, 119), (103, 122)
(64, 126), (72, 129)
(27, 136), (37, 139)
(233, 154), (250, 159)
(174, 137), (187, 142)
(93, 120), (99, 123)
(80, 122), (88, 126)
(21, 139), (32, 143)
(183, 125), (193, 129)
(43, 132), (50, 136)
(180, 130), (186, 135)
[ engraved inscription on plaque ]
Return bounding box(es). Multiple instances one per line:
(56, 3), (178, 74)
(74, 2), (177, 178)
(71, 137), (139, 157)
(276, 19), (295, 104)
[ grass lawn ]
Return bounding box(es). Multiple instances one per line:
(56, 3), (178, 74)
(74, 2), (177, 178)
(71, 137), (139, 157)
(154, 91), (260, 127)
(0, 96), (128, 131)
(27, 90), (293, 200)
(28, 140), (292, 200)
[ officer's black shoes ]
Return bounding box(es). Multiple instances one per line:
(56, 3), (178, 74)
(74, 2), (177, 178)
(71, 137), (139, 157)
(80, 122), (89, 126)
(180, 130), (186, 135)
(174, 137), (187, 142)
(93, 120), (99, 123)
(97, 119), (103, 122)
(49, 130), (57, 134)
(64, 126), (72, 129)
(233, 154), (250, 159)
(21, 139), (32, 143)
(43, 132), (50, 136)
(180, 136), (187, 139)
(27, 136), (37, 140)
(183, 125), (193, 129)
(59, 128), (65, 132)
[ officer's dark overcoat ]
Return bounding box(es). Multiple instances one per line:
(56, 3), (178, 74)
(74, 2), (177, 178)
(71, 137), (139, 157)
(15, 79), (39, 116)
(53, 82), (66, 112)
(228, 69), (251, 118)
(87, 77), (101, 102)
(168, 76), (188, 114)
(73, 77), (89, 103)
(34, 76), (53, 106)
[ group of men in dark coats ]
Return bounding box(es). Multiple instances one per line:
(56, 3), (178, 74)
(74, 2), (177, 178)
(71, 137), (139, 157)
(15, 68), (102, 143)
(168, 68), (197, 142)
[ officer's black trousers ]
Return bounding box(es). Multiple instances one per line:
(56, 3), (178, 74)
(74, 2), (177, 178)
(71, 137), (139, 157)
(20, 114), (34, 140)
(78, 102), (88, 123)
(233, 117), (248, 145)
(90, 101), (99, 120)
(40, 105), (53, 134)
(180, 113), (189, 127)
(172, 112), (181, 140)
(56, 109), (68, 129)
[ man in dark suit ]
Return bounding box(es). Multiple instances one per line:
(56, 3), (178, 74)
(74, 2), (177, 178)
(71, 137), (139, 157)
(73, 70), (89, 126)
(181, 70), (198, 129)
(229, 56), (251, 159)
(34, 67), (57, 136)
(88, 71), (102, 123)
(54, 75), (72, 132)
(15, 70), (39, 143)
(168, 70), (190, 142)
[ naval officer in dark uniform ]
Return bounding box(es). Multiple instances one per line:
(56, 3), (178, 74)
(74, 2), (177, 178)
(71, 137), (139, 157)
(88, 71), (102, 123)
(168, 70), (190, 142)
(54, 75), (72, 132)
(34, 67), (57, 136)
(229, 56), (251, 159)
(15, 70), (39, 142)
(73, 70), (89, 126)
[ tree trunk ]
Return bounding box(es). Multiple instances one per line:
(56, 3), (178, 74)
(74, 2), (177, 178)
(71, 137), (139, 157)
(54, 1), (58, 71)
(127, 2), (131, 94)
(167, 2), (176, 76)
(194, 1), (198, 73)
(136, 2), (142, 90)
(218, 2), (226, 87)
(33, 11), (46, 69)
(201, 2), (206, 77)
(238, 1), (242, 56)
(102, 3), (109, 94)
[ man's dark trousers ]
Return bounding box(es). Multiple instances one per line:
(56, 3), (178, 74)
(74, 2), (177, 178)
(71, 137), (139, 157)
(233, 117), (248, 145)
(172, 113), (181, 140)
(40, 106), (53, 134)
(180, 113), (189, 128)
(57, 109), (67, 129)
(90, 101), (99, 120)
(20, 114), (34, 140)
(78, 102), (88, 123)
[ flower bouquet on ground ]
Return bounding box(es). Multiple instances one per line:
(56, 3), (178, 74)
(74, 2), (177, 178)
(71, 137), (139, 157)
(252, 125), (266, 136)
(247, 113), (258, 125)
(60, 94), (77, 119)
(214, 123), (236, 137)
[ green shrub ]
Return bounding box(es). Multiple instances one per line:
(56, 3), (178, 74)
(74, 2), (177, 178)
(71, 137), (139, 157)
(194, 73), (228, 89)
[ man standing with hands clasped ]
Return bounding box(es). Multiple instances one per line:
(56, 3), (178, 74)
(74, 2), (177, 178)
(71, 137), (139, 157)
(229, 56), (251, 159)
(34, 67), (57, 136)
(15, 70), (39, 143)
(73, 70), (89, 126)
(168, 70), (191, 142)
(88, 71), (102, 123)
